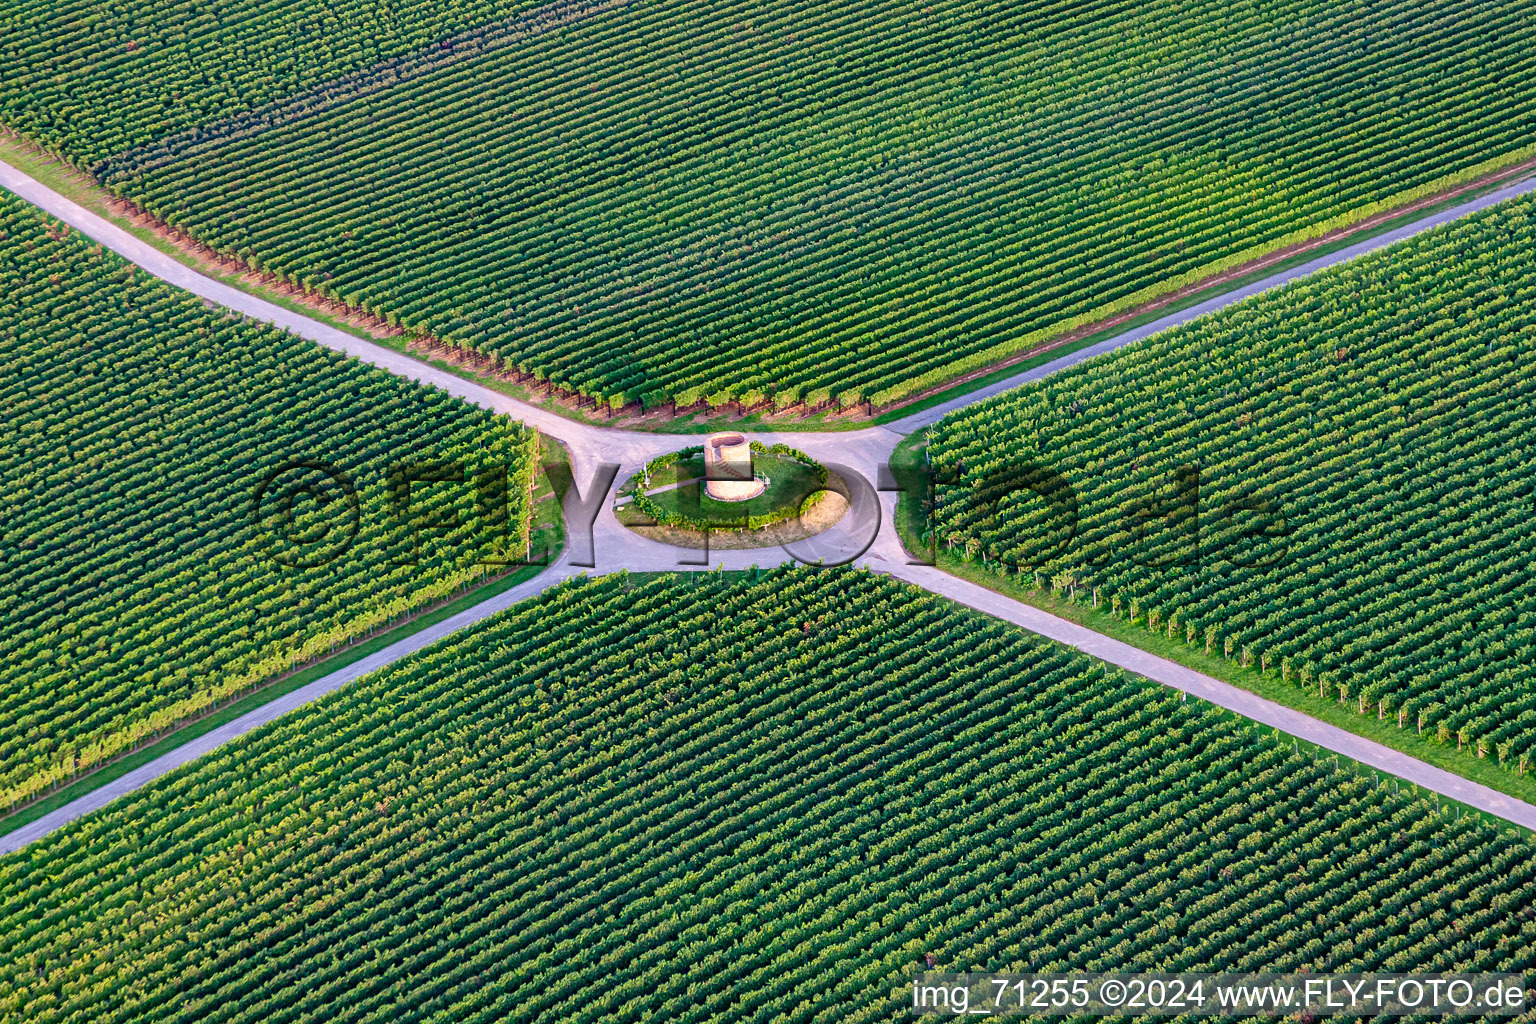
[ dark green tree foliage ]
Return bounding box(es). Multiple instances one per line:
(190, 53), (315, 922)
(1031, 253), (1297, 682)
(928, 194), (1536, 779)
(2, 569), (1532, 1022)
(0, 193), (538, 809)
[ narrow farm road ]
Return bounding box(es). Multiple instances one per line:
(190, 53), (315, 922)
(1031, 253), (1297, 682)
(884, 562), (1536, 832)
(885, 173), (1536, 432)
(4, 158), (1536, 847)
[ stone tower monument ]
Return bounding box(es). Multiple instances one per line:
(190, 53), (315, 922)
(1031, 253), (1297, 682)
(704, 432), (765, 501)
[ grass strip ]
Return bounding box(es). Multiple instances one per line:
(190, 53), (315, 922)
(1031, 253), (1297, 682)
(889, 430), (1536, 829)
(0, 451), (567, 839)
(6, 132), (1530, 434)
(0, 562), (553, 839)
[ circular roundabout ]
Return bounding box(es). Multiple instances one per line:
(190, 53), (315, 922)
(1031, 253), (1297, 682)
(615, 433), (849, 550)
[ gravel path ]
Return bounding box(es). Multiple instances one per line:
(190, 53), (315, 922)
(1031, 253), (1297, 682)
(3, 158), (1535, 849)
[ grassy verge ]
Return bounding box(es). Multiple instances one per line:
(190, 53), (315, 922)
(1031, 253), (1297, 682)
(530, 434), (570, 557)
(0, 135), (638, 427)
(889, 431), (933, 546)
(889, 434), (1536, 831)
(874, 170), (1536, 426)
(0, 457), (567, 840)
(0, 565), (547, 839)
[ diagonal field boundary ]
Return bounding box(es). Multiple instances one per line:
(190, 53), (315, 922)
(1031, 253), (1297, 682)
(886, 563), (1536, 833)
(0, 567), (580, 856)
(4, 160), (1536, 850)
(885, 171), (1536, 433)
(97, 0), (631, 181)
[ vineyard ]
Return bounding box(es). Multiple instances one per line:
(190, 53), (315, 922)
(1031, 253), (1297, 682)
(4, 1), (1536, 413)
(625, 441), (830, 532)
(0, 191), (541, 813)
(9, 0), (1536, 1014)
(925, 193), (1536, 783)
(0, 0), (533, 168)
(1, 569), (1533, 1023)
